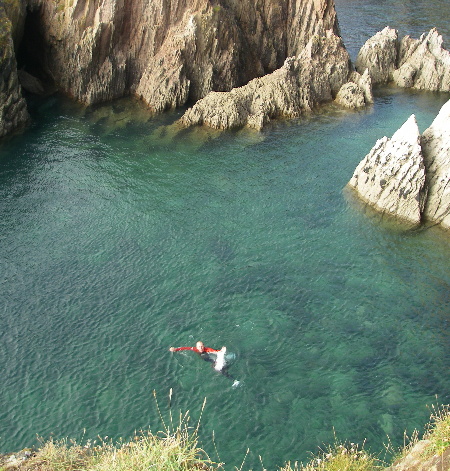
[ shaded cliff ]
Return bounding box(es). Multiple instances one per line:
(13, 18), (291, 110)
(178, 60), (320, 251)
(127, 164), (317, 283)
(0, 0), (28, 137)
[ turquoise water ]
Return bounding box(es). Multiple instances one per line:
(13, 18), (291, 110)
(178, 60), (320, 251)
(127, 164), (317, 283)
(1, 2), (450, 470)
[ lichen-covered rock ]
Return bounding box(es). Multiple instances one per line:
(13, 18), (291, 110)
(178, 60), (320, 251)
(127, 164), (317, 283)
(28, 0), (339, 108)
(421, 99), (450, 228)
(180, 30), (353, 130)
(355, 26), (398, 84)
(347, 114), (427, 226)
(0, 5), (29, 137)
(393, 28), (450, 91)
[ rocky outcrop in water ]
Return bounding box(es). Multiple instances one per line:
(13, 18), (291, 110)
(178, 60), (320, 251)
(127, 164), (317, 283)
(347, 99), (450, 230)
(179, 31), (372, 130)
(421, 99), (450, 228)
(25, 0), (339, 109)
(0, 3), (29, 137)
(356, 27), (450, 91)
(347, 114), (426, 226)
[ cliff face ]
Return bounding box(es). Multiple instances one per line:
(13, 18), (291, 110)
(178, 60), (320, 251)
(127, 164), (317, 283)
(0, 2), (28, 138)
(25, 0), (339, 109)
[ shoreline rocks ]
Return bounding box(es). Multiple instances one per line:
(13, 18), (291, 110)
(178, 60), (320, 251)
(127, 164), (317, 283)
(347, 99), (450, 230)
(179, 30), (373, 130)
(356, 27), (450, 92)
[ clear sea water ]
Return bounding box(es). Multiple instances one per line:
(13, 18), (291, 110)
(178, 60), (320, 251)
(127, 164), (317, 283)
(1, 1), (450, 469)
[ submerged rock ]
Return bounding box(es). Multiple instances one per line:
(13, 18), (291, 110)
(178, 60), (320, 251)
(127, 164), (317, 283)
(347, 99), (450, 230)
(347, 114), (426, 226)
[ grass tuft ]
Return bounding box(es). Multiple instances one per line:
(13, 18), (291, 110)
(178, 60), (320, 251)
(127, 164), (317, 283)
(422, 403), (450, 457)
(279, 439), (382, 471)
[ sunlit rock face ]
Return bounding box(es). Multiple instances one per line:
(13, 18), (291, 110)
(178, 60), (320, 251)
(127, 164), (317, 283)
(179, 31), (363, 130)
(347, 99), (450, 230)
(421, 99), (450, 229)
(25, 0), (339, 109)
(347, 114), (427, 227)
(356, 26), (450, 92)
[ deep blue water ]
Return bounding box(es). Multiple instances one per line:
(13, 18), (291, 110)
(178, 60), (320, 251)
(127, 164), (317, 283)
(1, 1), (450, 469)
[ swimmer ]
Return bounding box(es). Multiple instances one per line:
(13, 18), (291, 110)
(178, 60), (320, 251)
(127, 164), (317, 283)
(169, 341), (240, 387)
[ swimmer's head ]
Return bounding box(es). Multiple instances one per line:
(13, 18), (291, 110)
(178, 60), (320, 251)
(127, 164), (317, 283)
(196, 341), (205, 353)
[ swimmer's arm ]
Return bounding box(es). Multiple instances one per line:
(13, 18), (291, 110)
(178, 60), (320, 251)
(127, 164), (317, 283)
(169, 346), (195, 352)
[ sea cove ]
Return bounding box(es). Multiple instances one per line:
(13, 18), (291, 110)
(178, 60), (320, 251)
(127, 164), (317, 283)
(1, 1), (450, 470)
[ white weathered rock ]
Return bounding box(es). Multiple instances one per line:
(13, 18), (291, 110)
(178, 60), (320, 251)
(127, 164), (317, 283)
(347, 114), (427, 226)
(421, 99), (450, 228)
(355, 26), (398, 84)
(335, 82), (365, 108)
(180, 31), (353, 130)
(335, 70), (373, 109)
(394, 28), (450, 91)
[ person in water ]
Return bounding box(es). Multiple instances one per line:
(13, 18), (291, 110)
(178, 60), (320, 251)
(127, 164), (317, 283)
(169, 341), (239, 386)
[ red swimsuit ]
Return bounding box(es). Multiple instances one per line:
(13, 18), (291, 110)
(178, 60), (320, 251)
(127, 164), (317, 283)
(172, 346), (220, 354)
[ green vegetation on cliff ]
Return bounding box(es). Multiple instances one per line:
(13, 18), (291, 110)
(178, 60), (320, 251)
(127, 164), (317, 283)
(1, 403), (449, 471)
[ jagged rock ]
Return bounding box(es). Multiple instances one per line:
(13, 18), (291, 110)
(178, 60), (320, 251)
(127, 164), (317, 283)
(27, 0), (339, 108)
(179, 30), (353, 130)
(421, 99), (450, 228)
(386, 440), (450, 471)
(393, 28), (450, 91)
(355, 26), (398, 84)
(356, 27), (450, 91)
(347, 114), (427, 226)
(0, 6), (29, 137)
(335, 69), (373, 109)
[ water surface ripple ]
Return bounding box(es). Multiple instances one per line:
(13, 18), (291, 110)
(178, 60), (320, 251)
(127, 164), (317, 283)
(1, 2), (450, 469)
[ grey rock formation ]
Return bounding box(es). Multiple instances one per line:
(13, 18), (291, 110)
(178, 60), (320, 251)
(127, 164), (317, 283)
(347, 114), (427, 226)
(355, 26), (398, 84)
(26, 0), (339, 109)
(347, 99), (450, 230)
(180, 31), (359, 130)
(335, 69), (373, 108)
(356, 27), (450, 91)
(394, 28), (450, 91)
(421, 99), (450, 228)
(0, 5), (29, 138)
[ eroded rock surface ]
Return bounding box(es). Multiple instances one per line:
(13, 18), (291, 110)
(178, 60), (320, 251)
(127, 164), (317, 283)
(26, 0), (339, 109)
(347, 114), (426, 226)
(421, 99), (450, 228)
(347, 99), (450, 230)
(356, 27), (450, 91)
(355, 26), (398, 84)
(179, 31), (361, 130)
